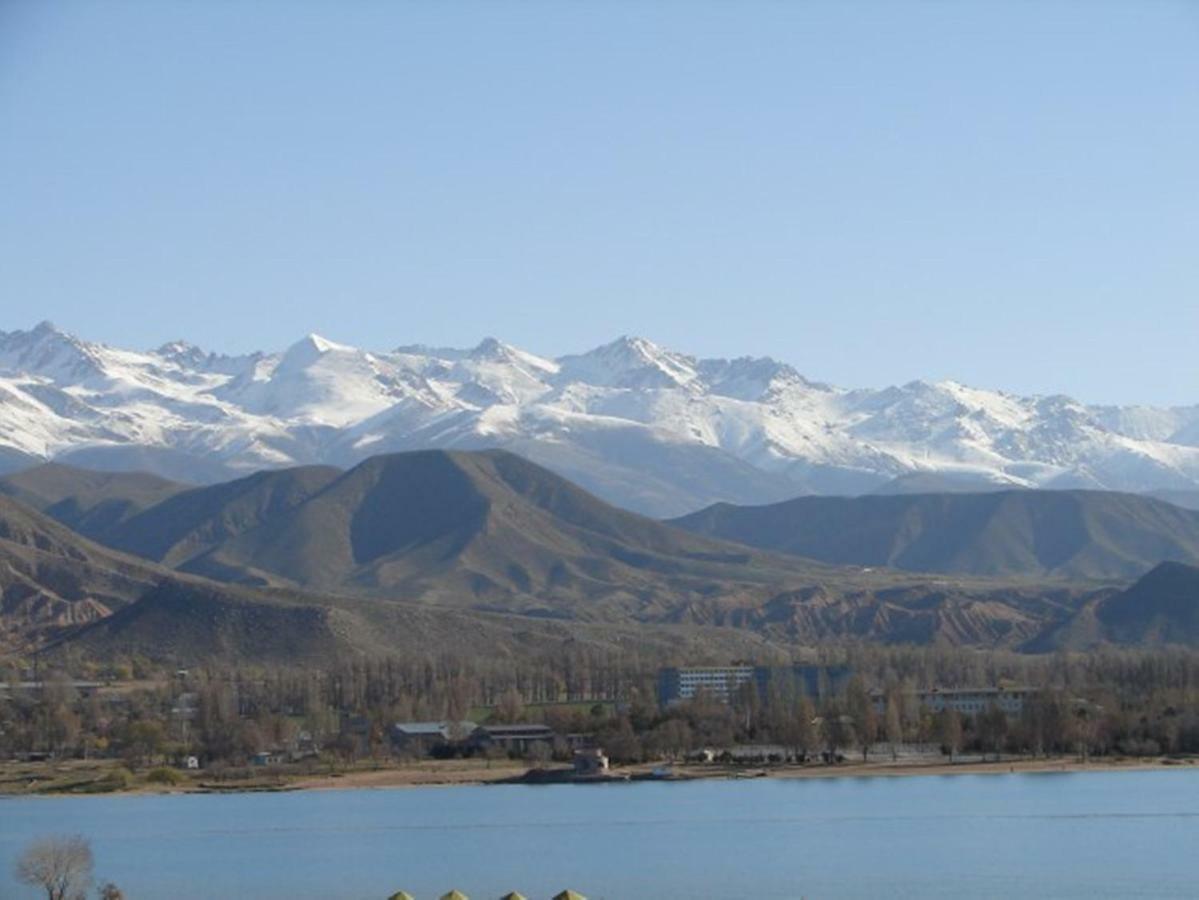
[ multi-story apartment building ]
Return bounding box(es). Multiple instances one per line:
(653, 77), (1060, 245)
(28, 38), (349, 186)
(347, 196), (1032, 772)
(657, 664), (851, 706)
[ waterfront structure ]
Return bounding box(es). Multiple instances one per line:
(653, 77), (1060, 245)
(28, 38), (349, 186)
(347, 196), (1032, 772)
(657, 664), (851, 706)
(573, 747), (609, 775)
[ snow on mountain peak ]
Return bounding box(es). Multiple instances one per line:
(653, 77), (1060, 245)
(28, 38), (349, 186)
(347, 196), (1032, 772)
(470, 336), (507, 358)
(269, 333), (365, 376)
(0, 320), (108, 384)
(557, 334), (699, 389)
(30, 320), (63, 337)
(1, 322), (1198, 515)
(157, 339), (199, 355)
(284, 332), (351, 361)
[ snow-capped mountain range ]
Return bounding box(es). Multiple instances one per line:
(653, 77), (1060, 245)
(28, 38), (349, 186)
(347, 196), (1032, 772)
(2, 320), (1198, 516)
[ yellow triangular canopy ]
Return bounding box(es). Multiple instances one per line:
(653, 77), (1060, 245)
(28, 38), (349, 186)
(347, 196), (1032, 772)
(440, 892), (470, 900)
(387, 894), (415, 900)
(552, 891), (587, 900)
(499, 893), (528, 900)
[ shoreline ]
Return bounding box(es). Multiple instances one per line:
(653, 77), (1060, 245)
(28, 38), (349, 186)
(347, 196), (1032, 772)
(3, 754), (1193, 798)
(293, 756), (1190, 792)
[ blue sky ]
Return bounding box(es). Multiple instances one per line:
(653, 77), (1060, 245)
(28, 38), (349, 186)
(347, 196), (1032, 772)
(1, 1), (1196, 404)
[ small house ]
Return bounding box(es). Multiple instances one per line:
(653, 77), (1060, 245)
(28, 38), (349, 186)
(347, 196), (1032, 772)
(468, 724), (556, 755)
(390, 721), (477, 757)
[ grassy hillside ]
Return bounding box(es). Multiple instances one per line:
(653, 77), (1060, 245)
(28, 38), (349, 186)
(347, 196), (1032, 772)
(163, 449), (830, 611)
(672, 490), (1199, 580)
(0, 463), (187, 539)
(0, 492), (170, 651)
(11, 451), (1174, 660)
(1094, 562), (1199, 646)
(1035, 562), (1199, 651)
(98, 464), (342, 567)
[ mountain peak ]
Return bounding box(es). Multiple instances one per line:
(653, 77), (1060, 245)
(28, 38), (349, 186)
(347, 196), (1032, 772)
(31, 319), (64, 338)
(6, 320), (77, 348)
(299, 333), (346, 354)
(470, 336), (513, 359)
(466, 337), (559, 375)
(558, 335), (698, 389)
(0, 320), (105, 382)
(157, 339), (197, 354)
(276, 333), (356, 370)
(0, 322), (1197, 519)
(603, 334), (669, 360)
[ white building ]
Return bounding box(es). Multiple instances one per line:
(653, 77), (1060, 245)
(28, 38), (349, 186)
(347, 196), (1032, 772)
(657, 666), (758, 704)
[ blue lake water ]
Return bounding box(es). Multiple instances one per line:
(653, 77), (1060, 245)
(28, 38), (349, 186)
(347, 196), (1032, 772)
(2, 769), (1198, 899)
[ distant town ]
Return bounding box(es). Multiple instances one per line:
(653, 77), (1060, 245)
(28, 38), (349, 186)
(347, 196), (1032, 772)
(3, 645), (1194, 799)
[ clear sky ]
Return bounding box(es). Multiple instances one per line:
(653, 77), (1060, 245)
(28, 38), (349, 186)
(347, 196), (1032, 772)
(1, 1), (1196, 405)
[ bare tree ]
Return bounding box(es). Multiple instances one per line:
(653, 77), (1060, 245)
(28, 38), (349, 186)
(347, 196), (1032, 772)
(14, 834), (94, 900)
(495, 687), (525, 723)
(939, 709), (963, 763)
(98, 884), (125, 900)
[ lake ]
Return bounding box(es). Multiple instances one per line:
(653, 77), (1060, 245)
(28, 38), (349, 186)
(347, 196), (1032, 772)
(2, 769), (1198, 898)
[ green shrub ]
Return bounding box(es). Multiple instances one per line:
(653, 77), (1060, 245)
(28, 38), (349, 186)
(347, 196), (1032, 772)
(146, 766), (186, 786)
(76, 767), (134, 793)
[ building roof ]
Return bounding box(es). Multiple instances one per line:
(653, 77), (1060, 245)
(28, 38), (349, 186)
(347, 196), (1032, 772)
(392, 721), (477, 737)
(476, 724), (555, 737)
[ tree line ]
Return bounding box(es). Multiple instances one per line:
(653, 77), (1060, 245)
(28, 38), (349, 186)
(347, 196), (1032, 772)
(4, 644), (1199, 769)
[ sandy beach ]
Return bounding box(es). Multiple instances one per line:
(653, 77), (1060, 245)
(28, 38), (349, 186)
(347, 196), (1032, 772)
(290, 754), (1190, 791)
(3, 754), (1192, 798)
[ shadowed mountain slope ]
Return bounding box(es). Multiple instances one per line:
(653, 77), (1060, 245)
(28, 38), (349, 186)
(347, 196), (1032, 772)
(157, 450), (829, 614)
(0, 492), (178, 651)
(0, 491), (430, 663)
(61, 579), (812, 666)
(17, 451), (1181, 656)
(1094, 562), (1199, 645)
(92, 464), (343, 567)
(0, 446), (38, 476)
(1147, 489), (1199, 512)
(0, 463), (187, 539)
(1036, 562), (1199, 650)
(9, 451), (1111, 650)
(672, 490), (1199, 580)
(54, 444), (243, 485)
